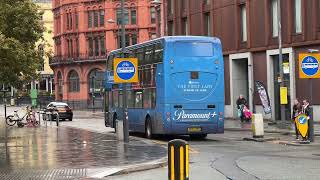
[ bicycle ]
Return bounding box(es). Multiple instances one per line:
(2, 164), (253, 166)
(6, 106), (39, 127)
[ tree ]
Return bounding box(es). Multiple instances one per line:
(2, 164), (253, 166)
(0, 0), (44, 86)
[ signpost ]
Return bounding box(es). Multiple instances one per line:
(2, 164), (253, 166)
(298, 53), (320, 142)
(114, 58), (138, 142)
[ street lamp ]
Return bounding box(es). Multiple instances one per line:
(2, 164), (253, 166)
(151, 0), (162, 37)
(107, 1), (129, 142)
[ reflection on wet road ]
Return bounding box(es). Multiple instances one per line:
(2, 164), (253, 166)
(0, 126), (166, 171)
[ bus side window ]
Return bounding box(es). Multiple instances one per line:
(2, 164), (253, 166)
(151, 88), (156, 108)
(107, 55), (114, 71)
(135, 91), (143, 108)
(145, 45), (154, 65)
(112, 90), (119, 108)
(143, 89), (151, 109)
(137, 48), (145, 65)
(154, 43), (163, 63)
(127, 89), (135, 108)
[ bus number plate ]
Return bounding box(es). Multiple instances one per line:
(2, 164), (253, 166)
(188, 127), (202, 132)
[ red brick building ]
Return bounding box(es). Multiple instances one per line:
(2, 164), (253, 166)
(50, 0), (163, 109)
(166, 0), (320, 122)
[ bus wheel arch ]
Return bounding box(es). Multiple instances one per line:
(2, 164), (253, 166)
(145, 115), (152, 139)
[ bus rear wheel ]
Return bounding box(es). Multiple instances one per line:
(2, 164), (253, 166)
(145, 118), (152, 139)
(190, 134), (207, 139)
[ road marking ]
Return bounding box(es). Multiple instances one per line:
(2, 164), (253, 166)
(152, 140), (199, 154)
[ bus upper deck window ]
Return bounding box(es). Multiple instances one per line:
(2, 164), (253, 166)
(191, 71), (199, 79)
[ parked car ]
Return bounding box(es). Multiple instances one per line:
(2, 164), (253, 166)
(44, 102), (73, 121)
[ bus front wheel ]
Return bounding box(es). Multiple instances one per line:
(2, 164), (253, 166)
(145, 118), (152, 139)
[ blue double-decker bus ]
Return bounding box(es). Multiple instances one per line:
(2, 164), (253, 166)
(105, 36), (224, 138)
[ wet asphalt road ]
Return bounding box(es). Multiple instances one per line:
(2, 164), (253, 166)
(105, 131), (320, 180)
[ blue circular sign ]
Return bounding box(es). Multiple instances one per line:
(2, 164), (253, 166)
(301, 56), (319, 76)
(298, 116), (307, 125)
(116, 61), (136, 80)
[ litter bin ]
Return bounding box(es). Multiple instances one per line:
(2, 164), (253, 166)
(252, 114), (264, 138)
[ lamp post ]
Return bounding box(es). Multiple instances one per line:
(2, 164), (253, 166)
(107, 0), (129, 142)
(151, 0), (162, 37)
(91, 75), (96, 113)
(277, 0), (286, 122)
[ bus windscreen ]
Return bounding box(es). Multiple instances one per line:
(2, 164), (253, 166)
(174, 42), (213, 57)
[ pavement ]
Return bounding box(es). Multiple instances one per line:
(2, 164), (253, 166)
(224, 118), (320, 136)
(0, 105), (167, 179)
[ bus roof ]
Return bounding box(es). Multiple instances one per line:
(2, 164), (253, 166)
(108, 36), (221, 55)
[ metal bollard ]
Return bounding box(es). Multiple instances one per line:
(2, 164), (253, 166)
(168, 139), (189, 180)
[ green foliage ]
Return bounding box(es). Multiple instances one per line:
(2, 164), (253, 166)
(0, 0), (44, 86)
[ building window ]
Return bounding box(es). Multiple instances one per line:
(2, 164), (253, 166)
(151, 33), (157, 39)
(181, 0), (186, 11)
(118, 34), (130, 48)
(94, 37), (99, 56)
(88, 37), (93, 57)
(66, 12), (72, 30)
(204, 13), (210, 36)
(132, 34), (137, 45)
(88, 69), (104, 94)
(100, 10), (105, 27)
(271, 0), (278, 37)
(151, 7), (156, 24)
(117, 8), (129, 25)
(57, 72), (63, 94)
(294, 0), (302, 33)
(204, 0), (210, 5)
(67, 39), (73, 57)
(88, 11), (92, 28)
(131, 9), (136, 24)
(182, 18), (188, 35)
(240, 4), (247, 42)
(68, 70), (80, 92)
(75, 12), (78, 29)
(75, 38), (79, 57)
(168, 21), (174, 36)
(100, 37), (106, 56)
(94, 11), (99, 27)
(168, 0), (174, 14)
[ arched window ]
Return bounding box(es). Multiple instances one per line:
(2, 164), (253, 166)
(68, 70), (80, 92)
(88, 69), (104, 94)
(57, 71), (63, 94)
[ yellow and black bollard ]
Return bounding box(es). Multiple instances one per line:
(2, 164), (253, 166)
(168, 139), (189, 180)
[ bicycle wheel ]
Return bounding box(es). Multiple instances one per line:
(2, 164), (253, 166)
(6, 116), (16, 126)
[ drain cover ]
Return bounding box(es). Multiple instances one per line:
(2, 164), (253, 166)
(0, 168), (87, 180)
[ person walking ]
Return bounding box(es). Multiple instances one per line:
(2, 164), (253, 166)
(236, 94), (248, 122)
(302, 99), (312, 141)
(292, 99), (302, 140)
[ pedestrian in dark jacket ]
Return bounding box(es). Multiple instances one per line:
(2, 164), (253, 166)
(292, 99), (302, 140)
(236, 94), (248, 121)
(302, 99), (312, 141)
